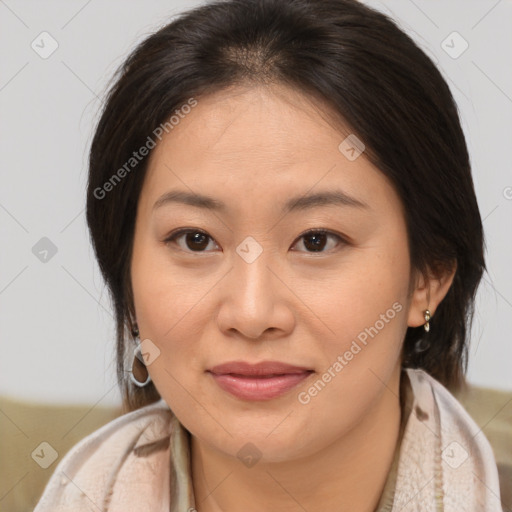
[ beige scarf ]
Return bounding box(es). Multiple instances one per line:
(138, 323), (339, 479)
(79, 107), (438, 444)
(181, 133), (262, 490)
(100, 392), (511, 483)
(34, 368), (503, 511)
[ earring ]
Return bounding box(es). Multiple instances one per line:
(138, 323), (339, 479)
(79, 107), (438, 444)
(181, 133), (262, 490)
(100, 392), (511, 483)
(423, 309), (431, 333)
(129, 323), (152, 387)
(130, 345), (152, 387)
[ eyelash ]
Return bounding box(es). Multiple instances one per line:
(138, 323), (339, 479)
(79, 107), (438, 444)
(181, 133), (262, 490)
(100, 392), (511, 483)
(163, 228), (349, 254)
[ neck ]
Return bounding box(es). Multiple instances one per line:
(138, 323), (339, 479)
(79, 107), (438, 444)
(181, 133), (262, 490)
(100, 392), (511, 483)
(191, 367), (403, 512)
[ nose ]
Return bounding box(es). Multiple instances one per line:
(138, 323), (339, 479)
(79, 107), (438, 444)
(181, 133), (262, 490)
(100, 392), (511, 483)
(215, 245), (295, 340)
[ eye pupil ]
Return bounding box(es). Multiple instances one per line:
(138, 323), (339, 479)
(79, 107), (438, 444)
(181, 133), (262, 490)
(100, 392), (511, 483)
(303, 232), (327, 252)
(186, 232), (209, 251)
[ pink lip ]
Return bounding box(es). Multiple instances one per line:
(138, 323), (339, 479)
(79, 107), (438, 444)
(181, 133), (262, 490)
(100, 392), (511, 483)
(207, 361), (314, 401)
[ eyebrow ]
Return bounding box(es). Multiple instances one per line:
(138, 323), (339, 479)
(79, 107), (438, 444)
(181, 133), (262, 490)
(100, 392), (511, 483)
(152, 189), (369, 214)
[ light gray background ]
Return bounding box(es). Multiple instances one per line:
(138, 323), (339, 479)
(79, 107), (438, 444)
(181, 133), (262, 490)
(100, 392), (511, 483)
(1, 0), (511, 407)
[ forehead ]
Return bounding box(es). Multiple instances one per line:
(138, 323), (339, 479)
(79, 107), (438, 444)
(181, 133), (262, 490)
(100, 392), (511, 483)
(140, 84), (397, 215)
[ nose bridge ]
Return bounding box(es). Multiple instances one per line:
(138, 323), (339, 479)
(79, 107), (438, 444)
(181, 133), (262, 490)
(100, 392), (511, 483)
(216, 235), (287, 337)
(232, 235), (276, 302)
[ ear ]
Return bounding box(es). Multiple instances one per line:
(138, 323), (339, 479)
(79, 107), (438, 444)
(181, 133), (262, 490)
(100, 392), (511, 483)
(407, 261), (457, 328)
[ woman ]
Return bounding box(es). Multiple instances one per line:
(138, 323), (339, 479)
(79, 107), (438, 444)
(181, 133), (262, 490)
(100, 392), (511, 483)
(34, 0), (504, 510)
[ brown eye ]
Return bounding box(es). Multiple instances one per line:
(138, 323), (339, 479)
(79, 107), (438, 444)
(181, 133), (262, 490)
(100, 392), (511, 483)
(292, 230), (345, 253)
(165, 229), (218, 252)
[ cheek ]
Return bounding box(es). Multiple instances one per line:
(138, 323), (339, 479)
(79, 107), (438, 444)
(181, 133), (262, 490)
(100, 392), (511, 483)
(132, 236), (209, 336)
(316, 231), (411, 364)
(131, 250), (205, 415)
(292, 235), (411, 442)
(130, 238), (216, 387)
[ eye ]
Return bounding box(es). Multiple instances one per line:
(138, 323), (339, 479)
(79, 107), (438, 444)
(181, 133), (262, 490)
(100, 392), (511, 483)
(164, 229), (219, 253)
(164, 228), (346, 254)
(291, 229), (346, 253)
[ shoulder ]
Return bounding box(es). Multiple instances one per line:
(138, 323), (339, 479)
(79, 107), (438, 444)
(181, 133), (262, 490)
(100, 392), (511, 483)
(34, 398), (175, 511)
(405, 367), (489, 442)
(403, 368), (503, 510)
(405, 368), (489, 432)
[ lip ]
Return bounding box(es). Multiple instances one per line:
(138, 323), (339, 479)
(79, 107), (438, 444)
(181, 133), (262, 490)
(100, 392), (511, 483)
(207, 361), (314, 401)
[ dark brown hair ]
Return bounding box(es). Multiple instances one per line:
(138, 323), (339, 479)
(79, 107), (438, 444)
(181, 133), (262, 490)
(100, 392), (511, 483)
(86, 0), (485, 413)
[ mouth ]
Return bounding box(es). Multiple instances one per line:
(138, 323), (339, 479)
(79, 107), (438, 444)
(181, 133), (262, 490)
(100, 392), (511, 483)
(207, 361), (314, 400)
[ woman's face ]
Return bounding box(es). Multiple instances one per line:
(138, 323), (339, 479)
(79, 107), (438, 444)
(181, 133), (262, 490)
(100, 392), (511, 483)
(130, 84), (422, 462)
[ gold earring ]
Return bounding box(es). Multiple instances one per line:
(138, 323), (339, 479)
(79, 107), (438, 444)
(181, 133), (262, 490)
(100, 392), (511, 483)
(423, 309), (431, 332)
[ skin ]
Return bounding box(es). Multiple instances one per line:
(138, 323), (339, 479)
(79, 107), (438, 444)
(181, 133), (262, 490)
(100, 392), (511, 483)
(130, 83), (455, 512)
